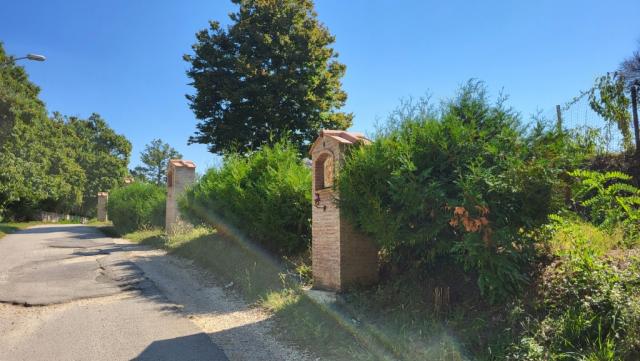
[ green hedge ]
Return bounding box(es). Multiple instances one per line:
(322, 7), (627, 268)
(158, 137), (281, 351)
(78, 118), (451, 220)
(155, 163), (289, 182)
(180, 142), (311, 255)
(108, 183), (166, 234)
(337, 81), (596, 302)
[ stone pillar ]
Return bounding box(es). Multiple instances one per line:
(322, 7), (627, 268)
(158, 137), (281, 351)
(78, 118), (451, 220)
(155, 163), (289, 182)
(165, 159), (196, 234)
(310, 130), (379, 292)
(97, 192), (108, 222)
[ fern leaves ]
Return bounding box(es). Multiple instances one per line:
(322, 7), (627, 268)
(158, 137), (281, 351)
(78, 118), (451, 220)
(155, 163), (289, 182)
(569, 170), (640, 234)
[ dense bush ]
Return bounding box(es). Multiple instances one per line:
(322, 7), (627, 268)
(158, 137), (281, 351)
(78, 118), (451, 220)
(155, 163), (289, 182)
(337, 81), (595, 302)
(108, 183), (166, 234)
(180, 142), (311, 255)
(508, 237), (640, 360)
(503, 169), (640, 359)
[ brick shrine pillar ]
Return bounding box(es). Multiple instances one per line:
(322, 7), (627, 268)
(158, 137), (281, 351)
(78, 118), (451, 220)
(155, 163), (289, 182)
(310, 130), (379, 291)
(97, 192), (109, 222)
(165, 159), (196, 234)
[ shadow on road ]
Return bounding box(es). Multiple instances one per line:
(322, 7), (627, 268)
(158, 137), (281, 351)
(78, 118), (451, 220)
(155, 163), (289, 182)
(133, 333), (228, 361)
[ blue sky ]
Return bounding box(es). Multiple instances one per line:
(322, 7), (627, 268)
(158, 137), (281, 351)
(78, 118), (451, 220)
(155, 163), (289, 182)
(2, 0), (639, 170)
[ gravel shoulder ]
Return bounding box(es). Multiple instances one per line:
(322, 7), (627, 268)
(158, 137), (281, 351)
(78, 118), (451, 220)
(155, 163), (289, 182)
(122, 239), (310, 361)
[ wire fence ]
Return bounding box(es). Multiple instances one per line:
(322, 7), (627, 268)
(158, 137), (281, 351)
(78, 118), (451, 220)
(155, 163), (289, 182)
(536, 92), (625, 153)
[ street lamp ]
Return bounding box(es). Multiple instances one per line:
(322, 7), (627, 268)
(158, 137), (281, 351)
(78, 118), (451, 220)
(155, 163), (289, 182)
(25, 53), (46, 62)
(2, 53), (46, 66)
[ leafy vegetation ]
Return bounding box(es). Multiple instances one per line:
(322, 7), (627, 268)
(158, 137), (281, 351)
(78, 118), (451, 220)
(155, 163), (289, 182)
(337, 81), (595, 302)
(180, 141), (311, 255)
(589, 72), (633, 151)
(0, 43), (131, 220)
(568, 169), (640, 240)
(130, 138), (182, 185)
(544, 215), (624, 257)
(495, 169), (640, 360)
(56, 113), (132, 216)
(184, 0), (352, 155)
(586, 42), (640, 156)
(165, 80), (640, 359)
(107, 183), (166, 234)
(508, 231), (640, 360)
(95, 77), (639, 359)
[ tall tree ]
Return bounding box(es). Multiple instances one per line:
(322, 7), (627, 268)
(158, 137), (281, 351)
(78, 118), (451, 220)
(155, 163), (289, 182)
(620, 45), (640, 88)
(0, 44), (85, 218)
(184, 0), (352, 155)
(61, 113), (132, 216)
(137, 139), (182, 185)
(0, 43), (131, 219)
(129, 166), (149, 183)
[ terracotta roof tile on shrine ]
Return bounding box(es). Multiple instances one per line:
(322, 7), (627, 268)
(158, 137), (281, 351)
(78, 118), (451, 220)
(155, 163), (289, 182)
(309, 130), (371, 154)
(169, 159), (196, 168)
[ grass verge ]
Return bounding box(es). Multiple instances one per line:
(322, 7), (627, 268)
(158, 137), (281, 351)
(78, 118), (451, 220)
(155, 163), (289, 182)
(97, 225), (518, 360)
(116, 227), (381, 359)
(0, 221), (41, 239)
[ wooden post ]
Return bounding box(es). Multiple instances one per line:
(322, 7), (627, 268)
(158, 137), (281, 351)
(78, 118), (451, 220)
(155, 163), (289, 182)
(555, 104), (563, 133)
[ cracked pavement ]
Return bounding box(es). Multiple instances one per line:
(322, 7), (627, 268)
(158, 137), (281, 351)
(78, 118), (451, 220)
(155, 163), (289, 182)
(0, 224), (307, 361)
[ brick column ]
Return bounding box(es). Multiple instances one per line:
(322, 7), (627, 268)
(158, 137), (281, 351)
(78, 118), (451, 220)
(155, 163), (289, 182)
(165, 159), (196, 234)
(97, 192), (108, 222)
(310, 130), (379, 292)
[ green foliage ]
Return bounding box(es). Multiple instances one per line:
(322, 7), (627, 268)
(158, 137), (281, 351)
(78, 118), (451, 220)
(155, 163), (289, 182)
(569, 170), (640, 240)
(0, 44), (84, 219)
(133, 138), (182, 185)
(180, 141), (311, 254)
(508, 244), (640, 360)
(60, 113), (132, 216)
(337, 81), (595, 302)
(108, 183), (166, 234)
(546, 214), (624, 257)
(0, 43), (131, 219)
(506, 209), (640, 360)
(184, 0), (352, 155)
(589, 72), (633, 151)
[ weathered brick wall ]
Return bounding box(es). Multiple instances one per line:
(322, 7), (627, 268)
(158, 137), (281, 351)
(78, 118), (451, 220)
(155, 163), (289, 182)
(97, 192), (108, 222)
(340, 221), (379, 287)
(165, 160), (196, 234)
(312, 187), (341, 289)
(310, 130), (378, 291)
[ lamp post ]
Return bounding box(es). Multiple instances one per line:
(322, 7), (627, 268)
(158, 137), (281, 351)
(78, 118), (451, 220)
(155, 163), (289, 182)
(2, 53), (46, 66)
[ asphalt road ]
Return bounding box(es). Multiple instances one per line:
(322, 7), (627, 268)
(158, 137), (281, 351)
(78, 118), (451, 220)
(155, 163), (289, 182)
(0, 224), (228, 361)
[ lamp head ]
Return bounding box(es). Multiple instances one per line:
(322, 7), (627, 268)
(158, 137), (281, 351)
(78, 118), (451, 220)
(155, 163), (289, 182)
(26, 54), (46, 62)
